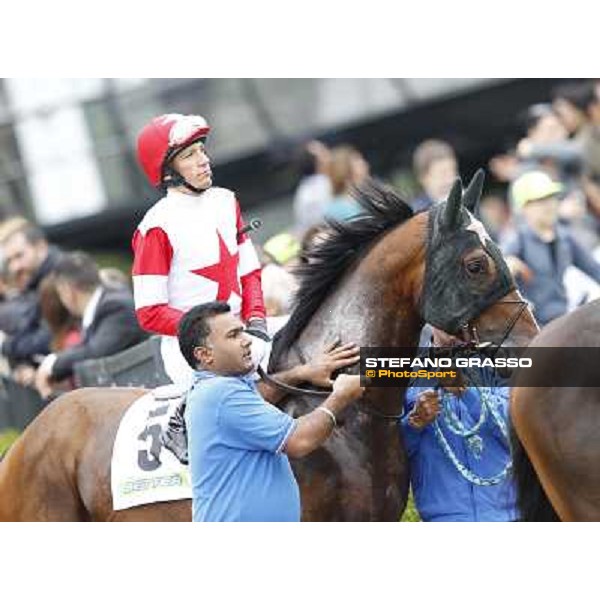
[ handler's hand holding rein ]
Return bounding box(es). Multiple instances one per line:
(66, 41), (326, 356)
(283, 374), (365, 458)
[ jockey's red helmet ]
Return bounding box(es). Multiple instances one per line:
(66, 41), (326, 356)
(136, 114), (211, 187)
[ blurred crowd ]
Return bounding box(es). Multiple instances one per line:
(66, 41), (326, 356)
(263, 78), (600, 328)
(0, 217), (146, 399)
(1, 79), (599, 404)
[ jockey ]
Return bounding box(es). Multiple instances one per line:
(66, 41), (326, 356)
(133, 113), (267, 386)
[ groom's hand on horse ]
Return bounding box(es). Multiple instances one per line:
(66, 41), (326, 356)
(284, 375), (364, 459)
(301, 341), (360, 388)
(408, 390), (441, 429)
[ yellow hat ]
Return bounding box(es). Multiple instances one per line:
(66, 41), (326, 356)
(263, 233), (301, 265)
(511, 171), (563, 210)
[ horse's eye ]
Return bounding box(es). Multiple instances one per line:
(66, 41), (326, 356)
(465, 257), (487, 275)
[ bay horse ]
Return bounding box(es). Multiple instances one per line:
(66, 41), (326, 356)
(511, 298), (600, 521)
(0, 173), (538, 521)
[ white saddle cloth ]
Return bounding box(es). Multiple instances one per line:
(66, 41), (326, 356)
(111, 384), (192, 511)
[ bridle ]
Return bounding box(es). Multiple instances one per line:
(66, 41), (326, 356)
(456, 296), (531, 356)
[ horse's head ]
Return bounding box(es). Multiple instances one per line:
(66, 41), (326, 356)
(421, 170), (538, 348)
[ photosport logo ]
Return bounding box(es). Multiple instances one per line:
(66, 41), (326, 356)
(360, 346), (600, 388)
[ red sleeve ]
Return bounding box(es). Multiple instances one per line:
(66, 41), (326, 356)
(241, 269), (266, 321)
(235, 199), (266, 321)
(132, 227), (172, 276)
(131, 227), (184, 336)
(135, 305), (184, 337)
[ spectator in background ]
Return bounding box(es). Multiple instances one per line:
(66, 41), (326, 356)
(99, 267), (131, 291)
(576, 81), (600, 180)
(258, 232), (300, 323)
(478, 194), (514, 244)
(292, 140), (333, 236)
(262, 232), (301, 269)
(261, 264), (297, 319)
(0, 222), (61, 383)
(34, 251), (147, 399)
(502, 171), (600, 326)
(552, 81), (591, 139)
(515, 103), (582, 186)
(517, 102), (599, 249)
(299, 224), (330, 264)
(323, 145), (369, 222)
(38, 274), (81, 353)
(578, 81), (600, 221)
(411, 139), (458, 213)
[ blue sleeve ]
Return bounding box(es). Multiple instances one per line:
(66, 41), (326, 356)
(569, 236), (600, 282)
(217, 381), (295, 454)
(399, 384), (429, 456)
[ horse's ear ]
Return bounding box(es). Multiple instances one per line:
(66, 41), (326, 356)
(463, 169), (485, 213)
(443, 178), (463, 230)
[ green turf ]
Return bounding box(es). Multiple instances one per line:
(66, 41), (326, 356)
(0, 429), (20, 455)
(400, 489), (421, 522)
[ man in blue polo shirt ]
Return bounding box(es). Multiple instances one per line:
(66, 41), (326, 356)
(178, 301), (365, 522)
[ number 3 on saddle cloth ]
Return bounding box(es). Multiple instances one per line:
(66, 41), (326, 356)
(160, 325), (273, 465)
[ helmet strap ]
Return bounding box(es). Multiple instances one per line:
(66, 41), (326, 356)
(160, 165), (209, 195)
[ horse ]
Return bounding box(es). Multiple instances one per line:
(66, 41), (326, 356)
(511, 298), (600, 521)
(0, 172), (539, 521)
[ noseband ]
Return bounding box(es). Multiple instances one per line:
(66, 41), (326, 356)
(456, 297), (530, 355)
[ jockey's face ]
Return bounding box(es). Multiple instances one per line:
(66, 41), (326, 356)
(196, 312), (253, 376)
(171, 140), (212, 193)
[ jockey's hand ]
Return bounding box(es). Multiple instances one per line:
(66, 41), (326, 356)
(301, 341), (360, 388)
(246, 317), (270, 342)
(408, 390), (441, 429)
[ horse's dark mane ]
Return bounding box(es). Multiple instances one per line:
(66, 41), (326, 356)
(273, 180), (413, 356)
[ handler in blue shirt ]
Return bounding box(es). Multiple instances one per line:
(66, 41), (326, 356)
(178, 301), (365, 522)
(400, 327), (517, 522)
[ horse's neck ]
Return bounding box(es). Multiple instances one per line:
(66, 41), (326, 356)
(295, 224), (425, 354)
(278, 216), (426, 419)
(289, 262), (421, 416)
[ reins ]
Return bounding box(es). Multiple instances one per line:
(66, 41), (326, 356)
(257, 366), (406, 421)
